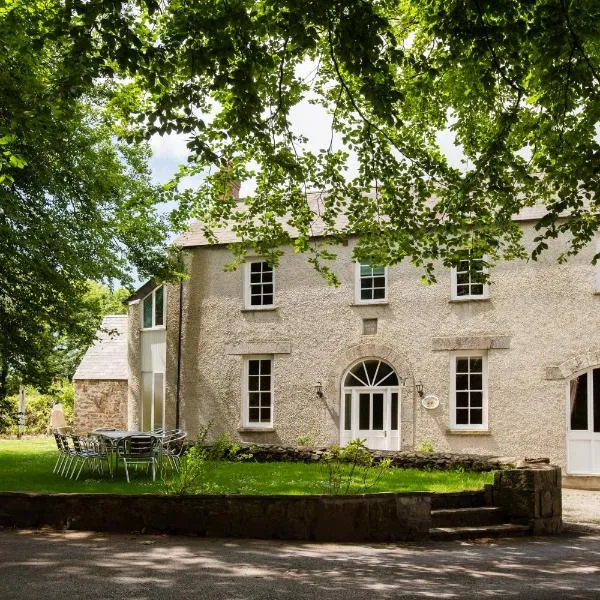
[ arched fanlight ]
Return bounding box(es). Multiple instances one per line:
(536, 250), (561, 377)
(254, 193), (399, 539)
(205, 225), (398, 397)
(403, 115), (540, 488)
(344, 360), (399, 387)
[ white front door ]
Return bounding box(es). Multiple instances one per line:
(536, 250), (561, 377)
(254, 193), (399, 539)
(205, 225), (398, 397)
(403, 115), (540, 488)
(341, 388), (400, 450)
(567, 369), (600, 475)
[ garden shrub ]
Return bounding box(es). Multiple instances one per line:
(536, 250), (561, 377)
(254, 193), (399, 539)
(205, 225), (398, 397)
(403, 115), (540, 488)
(319, 438), (392, 495)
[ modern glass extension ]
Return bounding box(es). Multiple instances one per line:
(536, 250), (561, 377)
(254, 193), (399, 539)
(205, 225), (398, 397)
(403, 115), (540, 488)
(341, 359), (400, 450)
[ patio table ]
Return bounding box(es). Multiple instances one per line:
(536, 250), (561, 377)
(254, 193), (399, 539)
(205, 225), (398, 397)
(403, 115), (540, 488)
(91, 430), (158, 476)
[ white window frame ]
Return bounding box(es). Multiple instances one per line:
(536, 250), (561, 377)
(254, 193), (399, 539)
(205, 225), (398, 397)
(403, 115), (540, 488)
(354, 261), (388, 304)
(141, 371), (165, 431)
(244, 260), (275, 309)
(242, 355), (274, 428)
(450, 255), (489, 301)
(449, 351), (488, 431)
(141, 286), (166, 330)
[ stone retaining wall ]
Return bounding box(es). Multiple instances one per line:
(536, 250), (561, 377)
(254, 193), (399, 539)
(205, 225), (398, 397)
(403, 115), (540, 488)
(220, 443), (519, 472)
(0, 492), (431, 542)
(491, 464), (562, 535)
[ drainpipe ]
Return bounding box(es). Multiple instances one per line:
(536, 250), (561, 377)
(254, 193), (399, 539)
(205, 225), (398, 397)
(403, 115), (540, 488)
(175, 280), (183, 430)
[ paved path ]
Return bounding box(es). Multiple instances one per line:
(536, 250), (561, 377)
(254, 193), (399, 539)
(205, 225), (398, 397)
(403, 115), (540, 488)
(563, 489), (600, 528)
(1, 528), (600, 599)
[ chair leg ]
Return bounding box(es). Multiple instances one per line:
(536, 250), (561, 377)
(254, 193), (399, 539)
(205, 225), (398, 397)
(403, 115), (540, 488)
(123, 459), (130, 483)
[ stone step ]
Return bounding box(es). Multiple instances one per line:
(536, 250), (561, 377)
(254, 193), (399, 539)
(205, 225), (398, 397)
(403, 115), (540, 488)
(431, 506), (505, 528)
(430, 491), (487, 510)
(430, 523), (531, 541)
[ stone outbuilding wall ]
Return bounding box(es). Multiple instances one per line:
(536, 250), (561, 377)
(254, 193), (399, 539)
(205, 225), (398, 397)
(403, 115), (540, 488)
(73, 379), (128, 433)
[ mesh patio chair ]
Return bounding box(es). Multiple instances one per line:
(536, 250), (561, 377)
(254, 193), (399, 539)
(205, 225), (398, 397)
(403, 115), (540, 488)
(69, 435), (101, 480)
(160, 431), (187, 473)
(116, 435), (161, 482)
(56, 433), (76, 477)
(52, 432), (69, 475)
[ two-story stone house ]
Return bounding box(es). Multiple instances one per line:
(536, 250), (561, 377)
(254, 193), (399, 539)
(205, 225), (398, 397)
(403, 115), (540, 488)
(74, 197), (600, 487)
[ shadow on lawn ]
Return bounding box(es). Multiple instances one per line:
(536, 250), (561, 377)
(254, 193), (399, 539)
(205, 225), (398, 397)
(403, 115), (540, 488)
(1, 528), (599, 599)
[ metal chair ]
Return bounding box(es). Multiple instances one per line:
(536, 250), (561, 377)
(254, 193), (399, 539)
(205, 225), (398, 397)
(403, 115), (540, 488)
(116, 435), (160, 482)
(69, 435), (101, 480)
(52, 432), (69, 475)
(160, 431), (187, 473)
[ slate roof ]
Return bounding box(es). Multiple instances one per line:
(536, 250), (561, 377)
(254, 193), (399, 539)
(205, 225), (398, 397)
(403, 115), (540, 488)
(173, 190), (551, 249)
(73, 315), (128, 380)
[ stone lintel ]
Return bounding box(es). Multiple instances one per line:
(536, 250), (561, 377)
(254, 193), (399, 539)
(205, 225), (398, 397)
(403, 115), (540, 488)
(432, 335), (511, 351)
(225, 341), (292, 355)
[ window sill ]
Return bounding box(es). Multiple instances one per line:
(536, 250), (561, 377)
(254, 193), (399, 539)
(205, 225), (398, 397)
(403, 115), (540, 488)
(241, 306), (279, 313)
(238, 427), (275, 433)
(448, 297), (490, 304)
(446, 428), (492, 436)
(350, 301), (389, 307)
(140, 326), (166, 332)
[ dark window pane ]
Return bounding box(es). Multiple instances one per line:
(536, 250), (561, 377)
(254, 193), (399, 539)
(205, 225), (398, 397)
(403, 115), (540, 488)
(262, 284), (273, 294)
(470, 357), (483, 372)
(470, 374), (482, 390)
(364, 361), (379, 385)
(456, 374), (469, 390)
(471, 269), (485, 284)
(570, 373), (588, 430)
(456, 358), (469, 373)
(344, 393), (352, 430)
(248, 408), (259, 422)
(456, 272), (469, 285)
(248, 360), (259, 375)
(248, 376), (259, 391)
(361, 277), (372, 290)
(260, 392), (271, 406)
(458, 260), (470, 271)
(250, 273), (261, 283)
(373, 287), (386, 299)
(250, 295), (262, 306)
(260, 407), (271, 422)
(250, 284), (262, 295)
(471, 284), (484, 296)
(361, 287), (373, 300)
(372, 394), (384, 430)
(594, 369), (600, 433)
(248, 392), (259, 407)
(470, 409), (483, 425)
(456, 392), (469, 408)
(262, 271), (273, 283)
(154, 287), (164, 326)
(250, 262), (261, 273)
(456, 409), (469, 425)
(260, 361), (271, 376)
(391, 393), (398, 430)
(457, 285), (469, 296)
(384, 372), (399, 386)
(263, 294), (273, 305)
(374, 277), (386, 288)
(143, 296), (153, 328)
(359, 393), (370, 430)
(470, 392), (483, 408)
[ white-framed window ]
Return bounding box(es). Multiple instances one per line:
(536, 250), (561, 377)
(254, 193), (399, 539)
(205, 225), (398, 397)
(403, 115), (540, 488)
(355, 261), (388, 303)
(450, 351), (488, 430)
(450, 254), (489, 300)
(245, 260), (275, 308)
(142, 286), (165, 329)
(243, 356), (273, 427)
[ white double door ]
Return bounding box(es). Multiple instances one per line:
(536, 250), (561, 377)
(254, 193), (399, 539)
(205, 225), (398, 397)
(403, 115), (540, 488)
(567, 369), (600, 474)
(341, 388), (400, 451)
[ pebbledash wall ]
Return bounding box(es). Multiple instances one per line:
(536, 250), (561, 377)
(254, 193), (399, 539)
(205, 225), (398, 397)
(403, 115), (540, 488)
(126, 220), (600, 477)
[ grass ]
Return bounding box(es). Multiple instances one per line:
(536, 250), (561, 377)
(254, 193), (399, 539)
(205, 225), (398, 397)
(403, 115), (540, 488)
(0, 438), (493, 495)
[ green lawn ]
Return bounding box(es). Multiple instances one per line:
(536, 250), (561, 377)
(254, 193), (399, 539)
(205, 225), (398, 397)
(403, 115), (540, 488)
(0, 438), (493, 495)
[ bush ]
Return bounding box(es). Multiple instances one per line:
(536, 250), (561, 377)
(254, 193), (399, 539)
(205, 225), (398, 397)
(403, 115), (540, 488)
(319, 438), (392, 495)
(416, 439), (435, 453)
(0, 381), (73, 435)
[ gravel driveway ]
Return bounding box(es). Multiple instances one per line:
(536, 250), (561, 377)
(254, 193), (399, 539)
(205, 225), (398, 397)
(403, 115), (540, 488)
(562, 489), (600, 529)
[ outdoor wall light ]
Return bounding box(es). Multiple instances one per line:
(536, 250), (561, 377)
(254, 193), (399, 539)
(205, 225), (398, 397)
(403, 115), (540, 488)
(415, 381), (424, 398)
(314, 382), (324, 398)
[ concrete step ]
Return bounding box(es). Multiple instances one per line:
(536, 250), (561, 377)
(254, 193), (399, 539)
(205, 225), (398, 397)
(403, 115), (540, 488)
(430, 523), (531, 541)
(431, 506), (505, 528)
(431, 491), (487, 510)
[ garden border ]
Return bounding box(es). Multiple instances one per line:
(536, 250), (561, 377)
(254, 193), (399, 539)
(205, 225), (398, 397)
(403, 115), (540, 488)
(0, 465), (562, 541)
